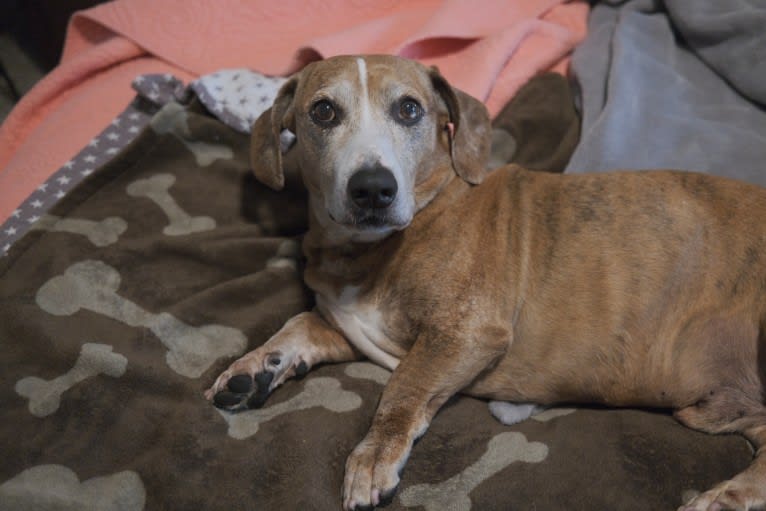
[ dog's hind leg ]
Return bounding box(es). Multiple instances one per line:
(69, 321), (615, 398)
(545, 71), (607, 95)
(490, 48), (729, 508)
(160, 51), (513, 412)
(205, 311), (360, 411)
(675, 386), (766, 511)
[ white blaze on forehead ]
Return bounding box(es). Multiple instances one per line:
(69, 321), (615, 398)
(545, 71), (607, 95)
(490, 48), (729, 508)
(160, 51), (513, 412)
(355, 57), (374, 130)
(356, 57), (368, 102)
(350, 57), (395, 167)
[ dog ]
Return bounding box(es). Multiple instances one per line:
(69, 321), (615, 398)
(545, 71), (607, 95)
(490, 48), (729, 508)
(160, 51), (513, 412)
(206, 54), (766, 511)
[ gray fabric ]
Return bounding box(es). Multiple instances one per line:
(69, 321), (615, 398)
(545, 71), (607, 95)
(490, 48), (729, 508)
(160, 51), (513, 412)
(565, 0), (766, 185)
(666, 0), (766, 106)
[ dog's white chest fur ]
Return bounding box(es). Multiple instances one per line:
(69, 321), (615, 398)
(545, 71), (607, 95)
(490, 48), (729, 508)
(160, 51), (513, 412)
(316, 286), (403, 370)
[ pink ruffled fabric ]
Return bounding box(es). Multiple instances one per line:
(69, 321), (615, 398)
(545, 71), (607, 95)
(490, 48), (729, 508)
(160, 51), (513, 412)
(0, 0), (587, 223)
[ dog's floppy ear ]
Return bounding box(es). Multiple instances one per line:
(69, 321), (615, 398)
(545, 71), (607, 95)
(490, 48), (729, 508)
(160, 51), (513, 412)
(250, 76), (299, 190)
(429, 68), (491, 184)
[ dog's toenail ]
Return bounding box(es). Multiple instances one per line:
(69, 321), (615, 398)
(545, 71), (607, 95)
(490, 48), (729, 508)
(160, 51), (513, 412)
(295, 360), (309, 378)
(213, 391), (242, 408)
(227, 374), (253, 393)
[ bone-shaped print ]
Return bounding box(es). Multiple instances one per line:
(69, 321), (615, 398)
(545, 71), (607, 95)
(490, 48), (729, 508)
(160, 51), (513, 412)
(217, 377), (362, 439)
(399, 432), (548, 511)
(35, 260), (246, 378)
(344, 361), (391, 385)
(0, 464), (145, 511)
(126, 174), (216, 236)
(30, 214), (127, 246)
(531, 407), (576, 421)
(15, 343), (127, 418)
(149, 102), (234, 166)
(488, 401), (577, 425)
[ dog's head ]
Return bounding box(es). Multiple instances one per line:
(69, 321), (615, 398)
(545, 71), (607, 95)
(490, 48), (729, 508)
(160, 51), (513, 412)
(250, 55), (491, 242)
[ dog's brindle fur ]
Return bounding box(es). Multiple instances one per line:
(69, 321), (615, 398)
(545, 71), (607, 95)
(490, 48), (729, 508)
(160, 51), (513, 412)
(206, 55), (766, 510)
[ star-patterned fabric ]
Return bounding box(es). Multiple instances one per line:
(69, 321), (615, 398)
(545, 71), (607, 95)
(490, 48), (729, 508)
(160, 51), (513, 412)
(191, 69), (286, 134)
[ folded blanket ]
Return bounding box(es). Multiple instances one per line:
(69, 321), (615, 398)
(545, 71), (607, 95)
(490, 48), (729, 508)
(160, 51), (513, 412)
(0, 0), (588, 225)
(565, 0), (766, 184)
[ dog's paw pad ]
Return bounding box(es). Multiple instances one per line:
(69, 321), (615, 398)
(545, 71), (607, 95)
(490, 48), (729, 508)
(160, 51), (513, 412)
(213, 391), (243, 408)
(213, 371), (274, 412)
(245, 372), (273, 408)
(226, 374), (253, 393)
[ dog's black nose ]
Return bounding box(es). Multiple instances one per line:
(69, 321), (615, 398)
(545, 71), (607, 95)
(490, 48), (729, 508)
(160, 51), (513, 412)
(347, 166), (398, 209)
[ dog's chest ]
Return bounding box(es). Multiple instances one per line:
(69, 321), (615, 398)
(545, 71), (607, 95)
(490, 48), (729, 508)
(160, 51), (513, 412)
(315, 286), (405, 370)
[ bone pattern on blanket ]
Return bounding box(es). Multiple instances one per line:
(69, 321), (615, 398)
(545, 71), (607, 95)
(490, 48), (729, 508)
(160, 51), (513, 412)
(0, 464), (145, 511)
(531, 407), (576, 422)
(29, 215), (127, 247)
(15, 343), (127, 418)
(217, 377), (362, 439)
(126, 174), (216, 236)
(398, 432), (548, 511)
(344, 362), (391, 385)
(149, 103), (234, 167)
(218, 364), (405, 440)
(35, 260), (246, 378)
(488, 401), (577, 425)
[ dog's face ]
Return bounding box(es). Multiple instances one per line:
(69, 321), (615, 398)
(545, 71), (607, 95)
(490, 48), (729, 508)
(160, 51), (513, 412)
(293, 57), (442, 238)
(250, 55), (491, 242)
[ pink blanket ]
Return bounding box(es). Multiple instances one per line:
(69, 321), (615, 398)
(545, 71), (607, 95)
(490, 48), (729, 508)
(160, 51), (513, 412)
(0, 0), (587, 224)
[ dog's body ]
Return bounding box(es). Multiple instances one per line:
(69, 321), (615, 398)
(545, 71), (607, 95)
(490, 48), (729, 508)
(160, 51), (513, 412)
(206, 55), (766, 510)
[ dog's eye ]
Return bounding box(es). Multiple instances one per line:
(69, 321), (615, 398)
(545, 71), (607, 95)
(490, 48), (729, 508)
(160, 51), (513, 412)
(397, 98), (423, 125)
(310, 100), (337, 125)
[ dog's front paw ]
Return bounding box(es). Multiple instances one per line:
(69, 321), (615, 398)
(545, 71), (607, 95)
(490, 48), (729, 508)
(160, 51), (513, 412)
(343, 437), (403, 510)
(204, 349), (308, 412)
(679, 478), (766, 511)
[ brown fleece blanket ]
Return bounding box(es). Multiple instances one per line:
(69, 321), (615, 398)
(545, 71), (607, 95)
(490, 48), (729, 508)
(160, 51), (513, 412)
(0, 76), (751, 511)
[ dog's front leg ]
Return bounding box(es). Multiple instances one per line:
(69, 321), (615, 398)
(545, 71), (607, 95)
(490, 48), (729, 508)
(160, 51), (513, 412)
(342, 328), (507, 510)
(205, 311), (359, 411)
